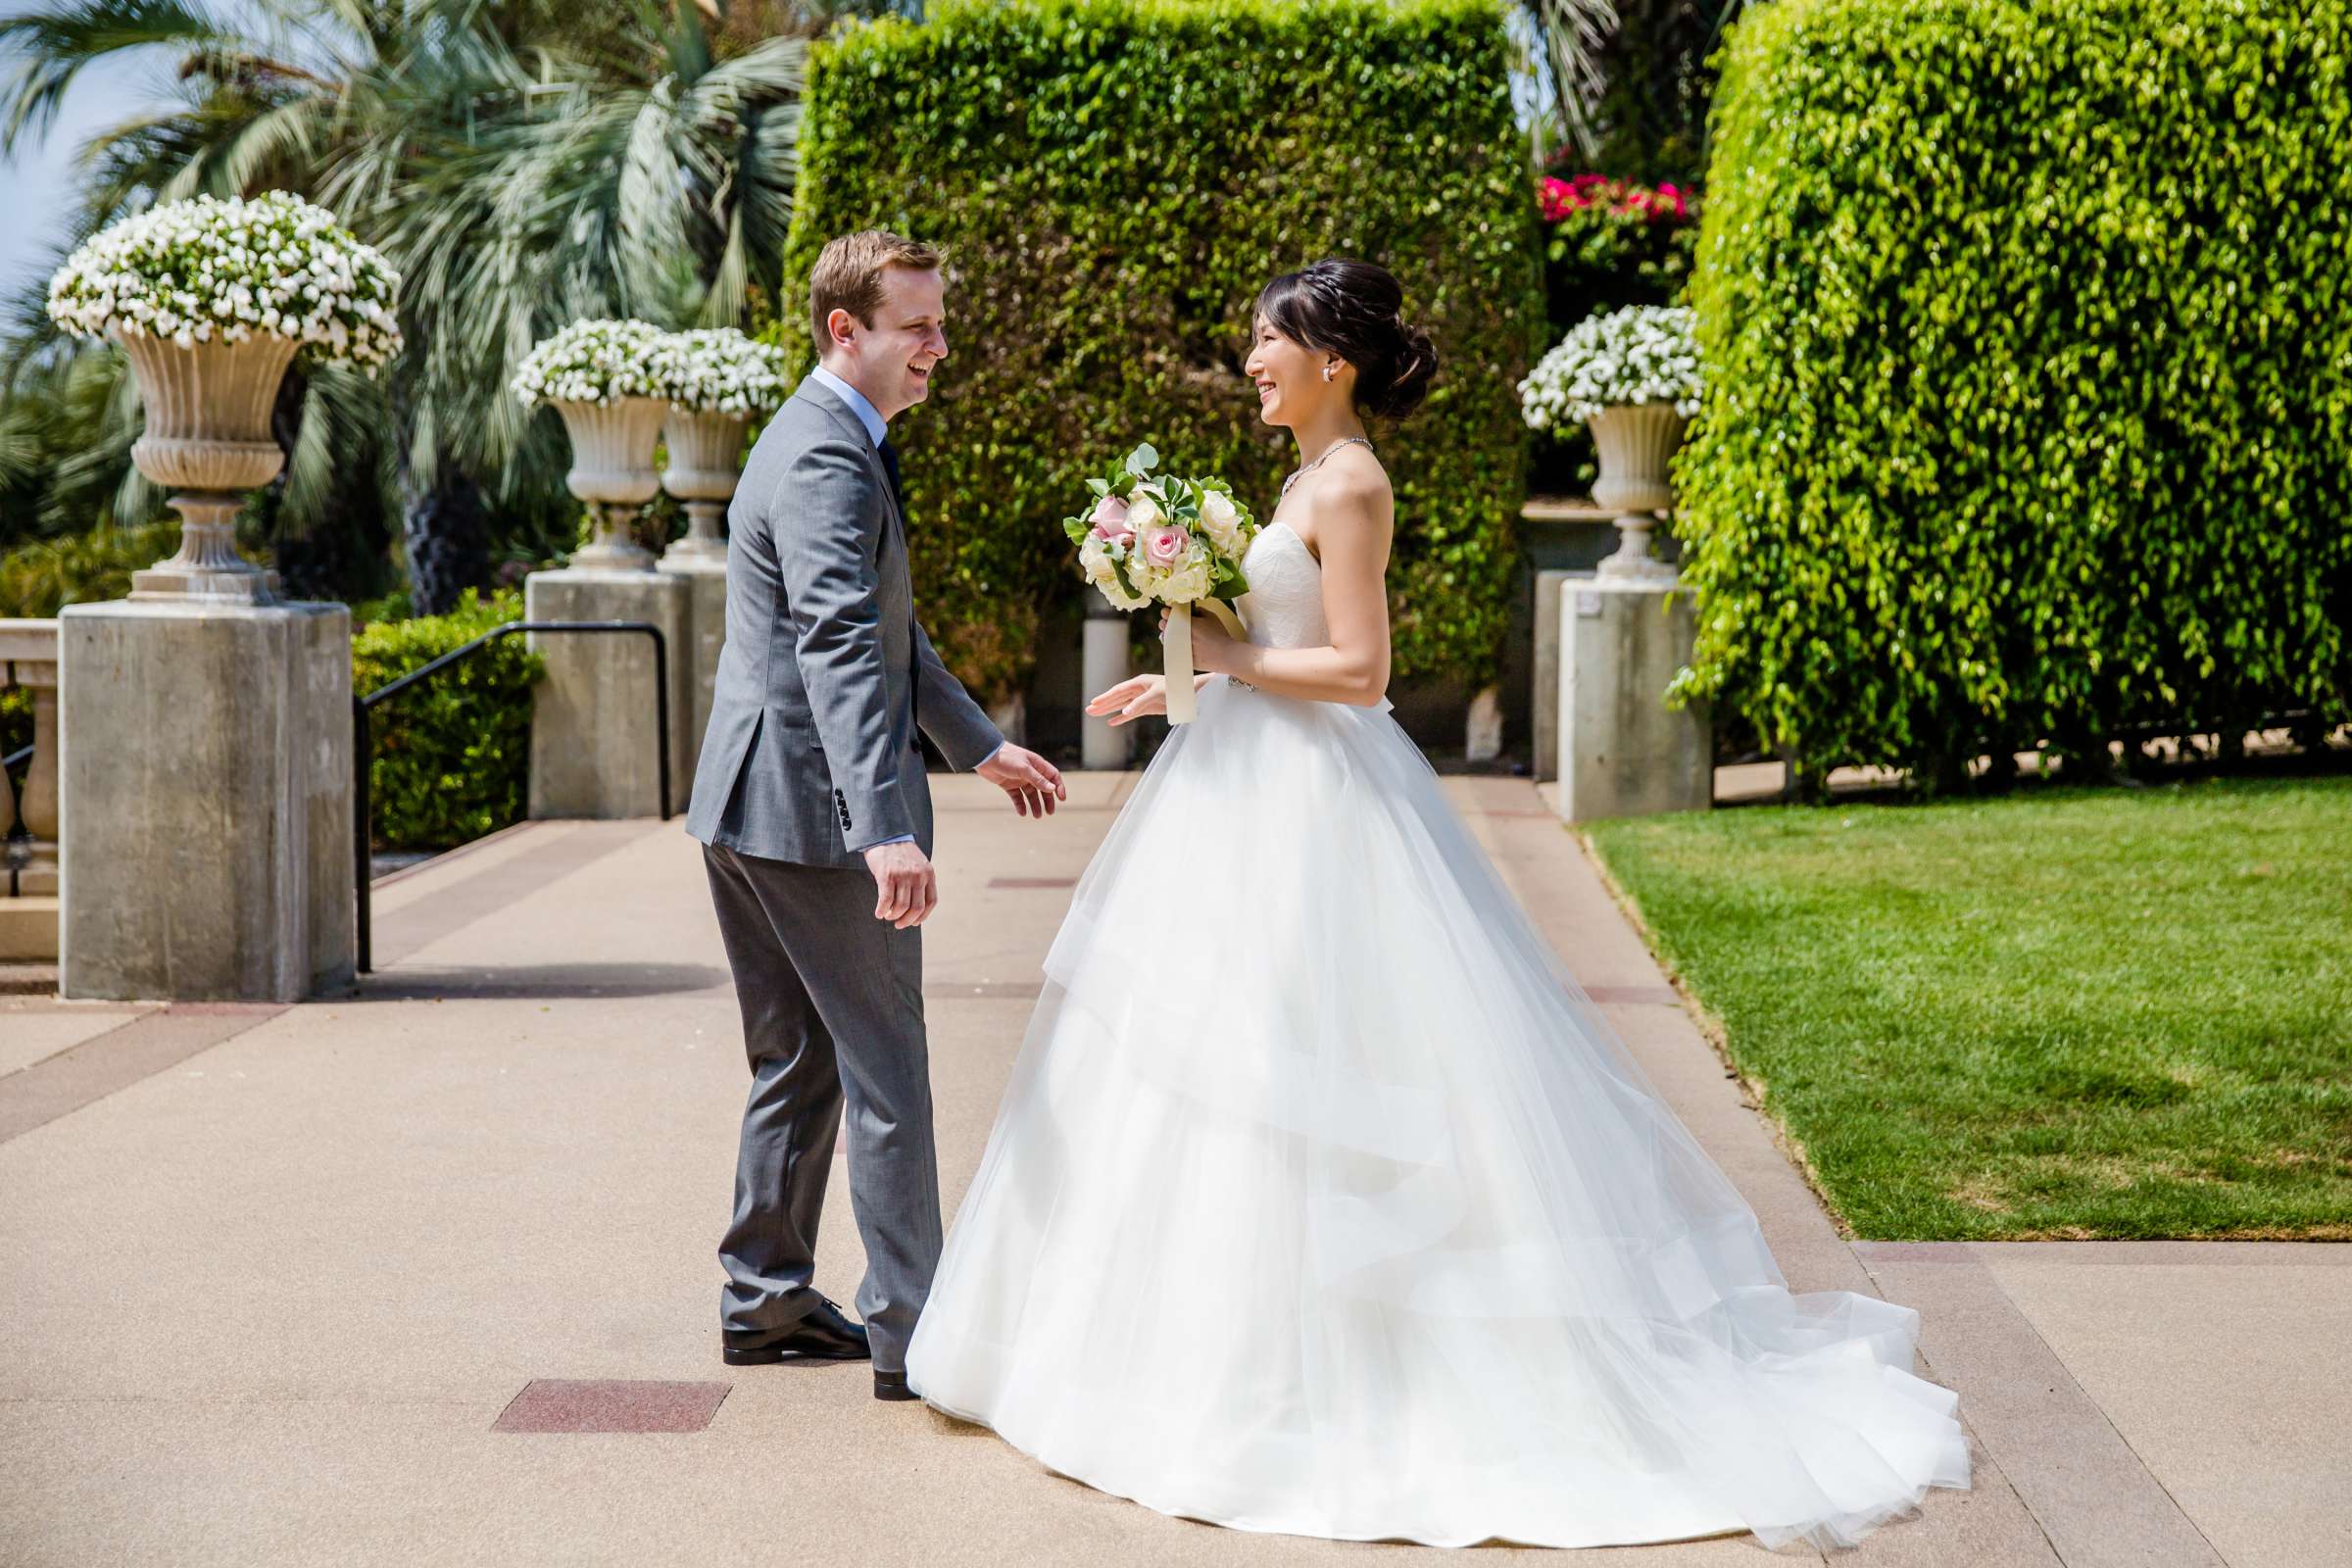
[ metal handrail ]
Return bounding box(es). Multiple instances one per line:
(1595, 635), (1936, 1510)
(2, 741), (28, 893)
(354, 618), (671, 974)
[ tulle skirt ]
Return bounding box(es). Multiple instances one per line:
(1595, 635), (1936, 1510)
(905, 677), (1971, 1551)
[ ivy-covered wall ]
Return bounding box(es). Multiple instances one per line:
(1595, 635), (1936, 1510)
(782, 0), (1544, 703)
(1678, 0), (2352, 784)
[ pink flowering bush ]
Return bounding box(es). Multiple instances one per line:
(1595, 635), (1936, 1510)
(1538, 173), (1690, 224)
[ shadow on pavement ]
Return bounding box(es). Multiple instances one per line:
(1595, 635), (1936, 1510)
(353, 962), (732, 1001)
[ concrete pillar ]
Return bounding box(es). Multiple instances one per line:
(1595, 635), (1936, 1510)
(1466, 685), (1504, 763)
(524, 566), (692, 819)
(1080, 610), (1133, 770)
(1530, 568), (1582, 783)
(658, 552), (727, 783)
(58, 598), (353, 1000)
(1555, 578), (1712, 822)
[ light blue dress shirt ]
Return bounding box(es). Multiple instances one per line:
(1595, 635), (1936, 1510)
(805, 364), (1001, 845)
(808, 363), (889, 448)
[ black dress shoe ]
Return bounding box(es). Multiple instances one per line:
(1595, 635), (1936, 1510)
(872, 1369), (916, 1402)
(721, 1299), (871, 1365)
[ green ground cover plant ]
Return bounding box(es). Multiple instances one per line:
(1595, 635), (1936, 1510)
(351, 589), (543, 852)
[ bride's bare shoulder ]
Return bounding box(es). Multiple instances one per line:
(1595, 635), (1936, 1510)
(1294, 447), (1395, 560)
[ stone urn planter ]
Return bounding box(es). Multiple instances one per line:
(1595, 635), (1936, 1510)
(553, 396), (667, 570)
(111, 329), (301, 601)
(659, 407), (750, 564)
(47, 193), (401, 605)
(1588, 402), (1688, 583)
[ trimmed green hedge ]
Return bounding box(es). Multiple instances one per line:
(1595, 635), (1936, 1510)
(0, 521), (188, 619)
(782, 0), (1543, 700)
(352, 590), (543, 852)
(1678, 0), (2352, 784)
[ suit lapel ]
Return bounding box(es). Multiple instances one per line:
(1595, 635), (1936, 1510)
(793, 379), (914, 612)
(796, 380), (906, 535)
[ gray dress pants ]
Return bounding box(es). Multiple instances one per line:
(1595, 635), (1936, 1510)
(702, 842), (943, 1372)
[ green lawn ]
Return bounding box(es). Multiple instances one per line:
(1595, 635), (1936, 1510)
(1583, 776), (2352, 1240)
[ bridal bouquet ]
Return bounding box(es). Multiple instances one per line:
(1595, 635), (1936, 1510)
(1062, 443), (1258, 723)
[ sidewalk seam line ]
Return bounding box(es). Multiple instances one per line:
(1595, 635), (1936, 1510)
(1969, 1248), (2227, 1565)
(0, 1004), (288, 1147)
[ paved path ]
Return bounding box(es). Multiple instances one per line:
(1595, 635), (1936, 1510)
(2, 776), (2344, 1567)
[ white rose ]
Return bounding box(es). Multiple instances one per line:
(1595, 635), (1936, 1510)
(1153, 541), (1214, 605)
(1079, 535), (1149, 611)
(1198, 488), (1246, 556)
(1126, 492), (1164, 533)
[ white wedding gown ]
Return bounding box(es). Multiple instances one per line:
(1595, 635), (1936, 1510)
(905, 519), (1972, 1551)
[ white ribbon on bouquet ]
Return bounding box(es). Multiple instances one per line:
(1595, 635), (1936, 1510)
(1161, 597), (1250, 724)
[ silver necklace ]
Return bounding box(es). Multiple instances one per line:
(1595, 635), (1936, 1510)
(1280, 434), (1375, 497)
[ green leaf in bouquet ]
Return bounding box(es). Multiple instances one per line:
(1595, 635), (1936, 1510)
(1086, 477), (1109, 499)
(1063, 516), (1094, 546)
(1108, 554), (1145, 600)
(1125, 442), (1158, 477)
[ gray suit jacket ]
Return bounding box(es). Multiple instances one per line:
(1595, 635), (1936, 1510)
(685, 377), (1003, 866)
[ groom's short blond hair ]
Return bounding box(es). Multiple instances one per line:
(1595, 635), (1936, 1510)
(808, 229), (945, 348)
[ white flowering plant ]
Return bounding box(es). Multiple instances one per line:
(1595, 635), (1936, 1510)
(46, 191), (402, 370)
(510, 318), (667, 407)
(1060, 443), (1257, 614)
(648, 327), (791, 415)
(1519, 304), (1702, 431)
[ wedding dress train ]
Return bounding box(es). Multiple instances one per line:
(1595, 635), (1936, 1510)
(905, 519), (1971, 1551)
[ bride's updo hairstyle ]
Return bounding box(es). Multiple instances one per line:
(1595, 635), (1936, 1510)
(1255, 259), (1439, 420)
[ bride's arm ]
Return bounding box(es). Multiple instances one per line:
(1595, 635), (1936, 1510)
(1192, 473), (1395, 707)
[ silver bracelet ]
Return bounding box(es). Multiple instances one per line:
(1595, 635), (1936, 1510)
(1228, 674), (1258, 693)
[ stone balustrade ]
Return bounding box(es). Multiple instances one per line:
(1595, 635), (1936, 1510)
(0, 618), (61, 960)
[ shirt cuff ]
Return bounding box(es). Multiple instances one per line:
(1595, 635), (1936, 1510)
(975, 741), (1004, 769)
(871, 834), (915, 847)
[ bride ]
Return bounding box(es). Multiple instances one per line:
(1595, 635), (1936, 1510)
(903, 259), (1972, 1551)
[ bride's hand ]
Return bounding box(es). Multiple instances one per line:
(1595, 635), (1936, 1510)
(1086, 673), (1167, 725)
(1160, 604), (1237, 673)
(1086, 671), (1215, 725)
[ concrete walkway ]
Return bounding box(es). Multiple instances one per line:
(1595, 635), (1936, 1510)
(2, 776), (2344, 1567)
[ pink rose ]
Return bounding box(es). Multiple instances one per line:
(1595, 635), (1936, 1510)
(1088, 493), (1133, 545)
(1142, 524), (1189, 568)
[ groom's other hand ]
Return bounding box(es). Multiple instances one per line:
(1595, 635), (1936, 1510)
(862, 840), (939, 928)
(976, 744), (1067, 820)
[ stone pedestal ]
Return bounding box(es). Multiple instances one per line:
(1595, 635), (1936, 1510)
(658, 554), (728, 785)
(58, 598), (354, 1001)
(525, 567), (692, 819)
(1555, 578), (1712, 822)
(1531, 568), (1585, 783)
(1080, 612), (1133, 770)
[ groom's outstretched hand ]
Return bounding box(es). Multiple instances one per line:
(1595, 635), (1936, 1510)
(976, 744), (1067, 820)
(862, 841), (938, 929)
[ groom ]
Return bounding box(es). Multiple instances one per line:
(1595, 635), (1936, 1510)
(685, 229), (1065, 1401)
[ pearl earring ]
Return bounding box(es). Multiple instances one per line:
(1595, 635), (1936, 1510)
(1322, 365), (1335, 381)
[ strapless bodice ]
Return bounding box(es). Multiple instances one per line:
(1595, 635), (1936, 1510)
(1230, 519), (1395, 714)
(1236, 521), (1325, 650)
